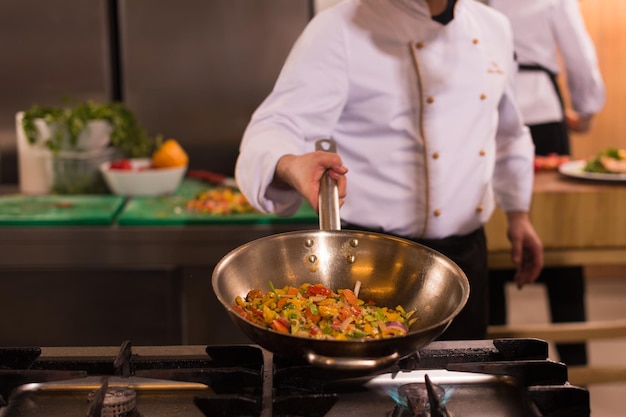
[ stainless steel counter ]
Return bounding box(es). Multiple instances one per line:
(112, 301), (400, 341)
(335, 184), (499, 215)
(0, 223), (314, 269)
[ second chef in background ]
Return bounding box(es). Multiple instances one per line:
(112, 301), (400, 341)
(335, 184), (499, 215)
(235, 0), (544, 340)
(487, 0), (606, 366)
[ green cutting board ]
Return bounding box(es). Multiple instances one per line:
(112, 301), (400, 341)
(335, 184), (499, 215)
(116, 179), (319, 226)
(0, 195), (126, 226)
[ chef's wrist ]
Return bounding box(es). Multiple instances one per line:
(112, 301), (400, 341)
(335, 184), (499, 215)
(566, 110), (594, 133)
(505, 210), (530, 223)
(273, 154), (297, 189)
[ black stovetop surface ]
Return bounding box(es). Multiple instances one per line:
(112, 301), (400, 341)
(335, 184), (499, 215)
(0, 339), (590, 417)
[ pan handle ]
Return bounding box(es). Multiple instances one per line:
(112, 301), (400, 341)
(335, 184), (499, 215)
(315, 139), (341, 231)
(304, 350), (400, 371)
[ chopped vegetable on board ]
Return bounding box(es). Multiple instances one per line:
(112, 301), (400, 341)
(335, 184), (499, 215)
(186, 186), (257, 215)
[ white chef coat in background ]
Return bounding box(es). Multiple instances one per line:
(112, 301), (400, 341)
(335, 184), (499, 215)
(236, 0), (535, 240)
(488, 0), (605, 125)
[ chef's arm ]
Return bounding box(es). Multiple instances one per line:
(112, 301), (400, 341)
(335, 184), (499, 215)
(274, 152), (348, 213)
(236, 9), (349, 215)
(556, 0), (605, 126)
(505, 211), (544, 289)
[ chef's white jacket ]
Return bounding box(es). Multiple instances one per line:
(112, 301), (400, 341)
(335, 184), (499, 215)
(236, 0), (535, 239)
(489, 0), (605, 125)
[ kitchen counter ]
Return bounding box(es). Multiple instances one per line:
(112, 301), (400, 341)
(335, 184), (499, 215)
(0, 180), (318, 268)
(486, 170), (626, 268)
(2, 170), (626, 269)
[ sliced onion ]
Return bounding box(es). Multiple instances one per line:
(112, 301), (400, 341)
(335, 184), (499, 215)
(340, 316), (354, 332)
(385, 321), (408, 334)
(353, 280), (362, 298)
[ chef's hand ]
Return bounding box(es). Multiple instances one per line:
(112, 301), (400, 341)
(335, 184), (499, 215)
(565, 109), (593, 133)
(505, 211), (544, 288)
(274, 151), (348, 212)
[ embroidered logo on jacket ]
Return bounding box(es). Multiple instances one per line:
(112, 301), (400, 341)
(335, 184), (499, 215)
(487, 61), (504, 75)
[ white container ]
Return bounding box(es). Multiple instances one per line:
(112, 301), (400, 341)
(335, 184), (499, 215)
(16, 111), (51, 194)
(45, 147), (120, 194)
(16, 112), (116, 194)
(100, 158), (187, 196)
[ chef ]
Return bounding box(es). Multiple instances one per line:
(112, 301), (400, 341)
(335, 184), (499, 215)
(235, 0), (544, 340)
(487, 0), (606, 366)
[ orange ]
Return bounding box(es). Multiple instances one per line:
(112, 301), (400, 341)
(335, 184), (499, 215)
(151, 138), (188, 168)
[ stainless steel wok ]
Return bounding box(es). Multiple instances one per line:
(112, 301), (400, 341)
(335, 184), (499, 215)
(212, 140), (470, 371)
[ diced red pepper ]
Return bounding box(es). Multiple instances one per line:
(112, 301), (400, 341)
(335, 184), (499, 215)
(309, 325), (321, 336)
(304, 305), (321, 324)
(246, 289), (263, 301)
(251, 307), (264, 318)
(338, 306), (352, 321)
(277, 297), (291, 310)
(342, 289), (359, 306)
(270, 319), (289, 334)
(307, 284), (332, 297)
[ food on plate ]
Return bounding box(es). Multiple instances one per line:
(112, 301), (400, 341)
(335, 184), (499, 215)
(584, 147), (626, 174)
(186, 186), (257, 215)
(534, 153), (570, 172)
(151, 138), (189, 168)
(233, 282), (418, 340)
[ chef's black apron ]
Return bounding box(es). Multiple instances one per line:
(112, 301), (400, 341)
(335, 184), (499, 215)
(342, 222), (489, 341)
(489, 63), (588, 366)
(518, 63), (571, 156)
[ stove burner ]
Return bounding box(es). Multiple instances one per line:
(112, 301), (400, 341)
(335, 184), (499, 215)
(394, 374), (451, 417)
(88, 387), (138, 417)
(398, 381), (445, 416)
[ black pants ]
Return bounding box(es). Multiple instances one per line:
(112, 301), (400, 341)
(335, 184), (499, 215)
(530, 121), (571, 156)
(342, 222), (489, 340)
(489, 267), (587, 365)
(488, 120), (588, 366)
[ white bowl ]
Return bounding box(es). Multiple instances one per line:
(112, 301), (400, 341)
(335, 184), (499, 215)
(100, 158), (187, 196)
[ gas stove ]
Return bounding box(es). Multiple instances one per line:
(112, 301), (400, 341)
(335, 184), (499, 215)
(0, 339), (589, 417)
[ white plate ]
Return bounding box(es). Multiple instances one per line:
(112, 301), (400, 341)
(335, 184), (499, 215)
(558, 160), (626, 182)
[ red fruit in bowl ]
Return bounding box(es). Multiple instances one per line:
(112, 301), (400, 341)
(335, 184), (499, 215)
(109, 159), (132, 170)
